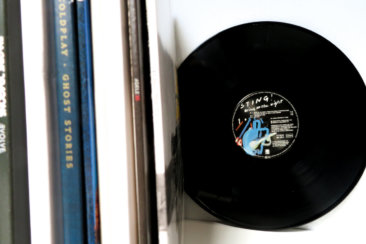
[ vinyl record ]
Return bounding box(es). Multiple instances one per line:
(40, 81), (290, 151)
(178, 21), (366, 230)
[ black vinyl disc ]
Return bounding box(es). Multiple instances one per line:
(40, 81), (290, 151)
(178, 21), (366, 230)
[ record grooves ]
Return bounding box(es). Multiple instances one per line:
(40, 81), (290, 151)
(178, 21), (366, 230)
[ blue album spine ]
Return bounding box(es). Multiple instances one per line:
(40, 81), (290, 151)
(76, 0), (100, 243)
(52, 0), (85, 243)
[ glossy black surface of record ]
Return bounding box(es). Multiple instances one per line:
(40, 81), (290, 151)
(177, 21), (366, 230)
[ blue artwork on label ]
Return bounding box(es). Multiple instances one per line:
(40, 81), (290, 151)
(236, 118), (276, 156)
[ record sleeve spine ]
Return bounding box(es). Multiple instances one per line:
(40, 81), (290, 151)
(75, 0), (100, 243)
(4, 0), (31, 242)
(126, 0), (149, 242)
(51, 0), (85, 242)
(0, 0), (13, 242)
(126, 0), (158, 243)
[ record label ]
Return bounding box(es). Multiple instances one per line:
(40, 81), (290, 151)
(232, 91), (299, 159)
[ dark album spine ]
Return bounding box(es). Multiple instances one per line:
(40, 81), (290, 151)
(127, 0), (158, 243)
(0, 0), (13, 242)
(51, 0), (85, 242)
(0, 0), (31, 243)
(75, 0), (100, 243)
